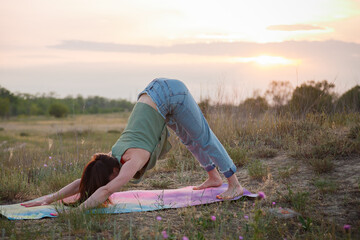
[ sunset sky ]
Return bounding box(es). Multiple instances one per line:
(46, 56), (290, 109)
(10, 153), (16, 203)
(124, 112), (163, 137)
(1, 0), (360, 102)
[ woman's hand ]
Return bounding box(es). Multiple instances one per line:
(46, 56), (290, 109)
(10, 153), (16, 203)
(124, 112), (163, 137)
(21, 197), (53, 207)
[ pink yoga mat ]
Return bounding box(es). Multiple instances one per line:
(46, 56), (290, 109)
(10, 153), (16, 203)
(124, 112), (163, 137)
(0, 184), (257, 220)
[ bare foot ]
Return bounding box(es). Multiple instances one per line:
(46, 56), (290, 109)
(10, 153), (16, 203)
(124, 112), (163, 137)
(193, 178), (223, 190)
(216, 185), (244, 200)
(193, 168), (223, 190)
(216, 174), (244, 200)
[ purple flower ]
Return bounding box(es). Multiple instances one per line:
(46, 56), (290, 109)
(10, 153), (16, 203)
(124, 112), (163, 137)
(49, 156), (52, 159)
(182, 237), (189, 240)
(343, 224), (351, 230)
(211, 215), (216, 221)
(156, 216), (162, 221)
(258, 191), (266, 199)
(244, 215), (249, 220)
(161, 230), (168, 239)
(239, 236), (244, 240)
(272, 202), (276, 205)
(43, 164), (48, 167)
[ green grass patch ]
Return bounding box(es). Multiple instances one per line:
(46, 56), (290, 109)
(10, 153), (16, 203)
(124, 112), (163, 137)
(251, 146), (278, 159)
(278, 165), (299, 179)
(309, 157), (334, 174)
(247, 159), (268, 180)
(225, 145), (248, 166)
(313, 178), (338, 194)
(278, 185), (310, 213)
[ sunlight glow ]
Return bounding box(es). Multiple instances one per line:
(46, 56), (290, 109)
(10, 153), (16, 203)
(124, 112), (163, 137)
(231, 55), (298, 66)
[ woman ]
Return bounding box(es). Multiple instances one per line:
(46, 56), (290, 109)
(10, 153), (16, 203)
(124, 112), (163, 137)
(22, 78), (244, 210)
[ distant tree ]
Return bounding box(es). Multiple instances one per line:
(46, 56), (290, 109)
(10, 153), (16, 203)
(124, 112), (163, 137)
(289, 80), (335, 117)
(0, 86), (135, 117)
(0, 98), (10, 118)
(335, 85), (360, 112)
(265, 81), (293, 109)
(0, 86), (18, 116)
(49, 103), (69, 118)
(239, 96), (269, 117)
(29, 103), (42, 115)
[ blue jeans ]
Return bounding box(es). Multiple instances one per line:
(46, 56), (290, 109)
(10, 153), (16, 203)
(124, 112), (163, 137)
(138, 78), (236, 178)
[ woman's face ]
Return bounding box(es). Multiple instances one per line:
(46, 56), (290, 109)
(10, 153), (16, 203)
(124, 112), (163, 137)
(108, 167), (120, 181)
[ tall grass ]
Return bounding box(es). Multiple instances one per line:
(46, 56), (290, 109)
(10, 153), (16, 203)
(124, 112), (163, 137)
(1, 108), (360, 239)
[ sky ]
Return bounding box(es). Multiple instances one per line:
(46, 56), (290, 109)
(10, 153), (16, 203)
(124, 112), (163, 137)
(1, 0), (360, 103)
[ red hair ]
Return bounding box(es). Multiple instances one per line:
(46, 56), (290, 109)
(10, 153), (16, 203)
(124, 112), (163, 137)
(67, 153), (120, 207)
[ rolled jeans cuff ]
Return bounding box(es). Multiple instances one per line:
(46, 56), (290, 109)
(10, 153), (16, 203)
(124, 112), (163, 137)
(204, 163), (216, 172)
(222, 166), (237, 178)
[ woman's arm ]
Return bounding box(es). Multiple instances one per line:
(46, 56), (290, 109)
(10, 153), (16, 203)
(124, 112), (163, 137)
(21, 178), (81, 207)
(78, 153), (148, 210)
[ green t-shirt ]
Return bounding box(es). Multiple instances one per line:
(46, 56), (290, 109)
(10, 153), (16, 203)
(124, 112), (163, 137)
(111, 102), (171, 183)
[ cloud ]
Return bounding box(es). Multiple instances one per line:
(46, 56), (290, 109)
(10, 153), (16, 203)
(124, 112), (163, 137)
(266, 24), (326, 31)
(49, 40), (360, 60)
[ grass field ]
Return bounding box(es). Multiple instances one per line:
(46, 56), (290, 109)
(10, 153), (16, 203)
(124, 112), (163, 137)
(0, 109), (359, 239)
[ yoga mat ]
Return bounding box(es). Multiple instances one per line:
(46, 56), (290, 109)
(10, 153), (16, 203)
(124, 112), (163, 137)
(0, 184), (257, 220)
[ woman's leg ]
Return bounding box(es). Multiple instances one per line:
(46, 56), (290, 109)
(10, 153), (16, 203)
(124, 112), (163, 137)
(140, 78), (243, 199)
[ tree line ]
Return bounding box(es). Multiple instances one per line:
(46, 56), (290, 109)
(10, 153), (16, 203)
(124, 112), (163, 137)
(199, 80), (360, 118)
(0, 86), (134, 118)
(1, 80), (359, 119)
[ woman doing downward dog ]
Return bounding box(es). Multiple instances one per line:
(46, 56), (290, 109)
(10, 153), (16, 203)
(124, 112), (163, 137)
(22, 78), (244, 210)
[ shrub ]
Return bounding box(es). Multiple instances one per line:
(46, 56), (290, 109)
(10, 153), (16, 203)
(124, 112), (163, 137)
(239, 96), (269, 117)
(225, 145), (248, 166)
(309, 157), (334, 174)
(49, 103), (69, 118)
(247, 159), (268, 180)
(265, 80), (293, 112)
(251, 146), (277, 159)
(335, 85), (360, 113)
(348, 124), (360, 140)
(107, 129), (121, 134)
(289, 80), (335, 117)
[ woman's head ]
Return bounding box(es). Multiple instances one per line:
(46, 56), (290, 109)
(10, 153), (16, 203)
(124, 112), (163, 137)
(71, 153), (120, 206)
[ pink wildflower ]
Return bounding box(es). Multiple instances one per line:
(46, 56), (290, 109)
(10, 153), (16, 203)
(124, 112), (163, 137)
(239, 236), (244, 240)
(156, 216), (162, 221)
(343, 224), (351, 230)
(272, 202), (276, 205)
(182, 237), (189, 240)
(211, 215), (216, 221)
(49, 156), (52, 159)
(258, 191), (266, 199)
(44, 164), (48, 167)
(244, 215), (249, 220)
(161, 230), (168, 239)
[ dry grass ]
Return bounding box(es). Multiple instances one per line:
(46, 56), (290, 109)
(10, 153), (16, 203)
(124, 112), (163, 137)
(1, 110), (360, 239)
